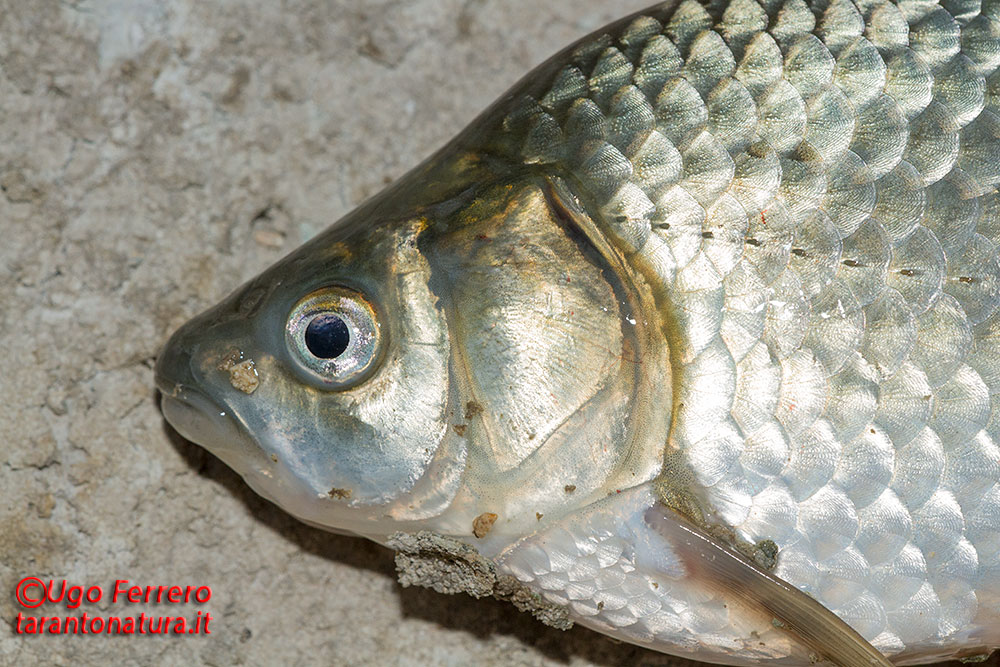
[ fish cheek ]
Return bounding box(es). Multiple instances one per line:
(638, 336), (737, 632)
(271, 220), (453, 508)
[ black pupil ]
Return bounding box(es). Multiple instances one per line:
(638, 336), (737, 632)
(304, 314), (350, 359)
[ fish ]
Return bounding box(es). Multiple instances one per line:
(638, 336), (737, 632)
(154, 0), (1000, 664)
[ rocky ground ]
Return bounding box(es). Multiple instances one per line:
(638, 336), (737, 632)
(1, 1), (996, 666)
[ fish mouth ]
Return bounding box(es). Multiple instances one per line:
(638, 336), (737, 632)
(154, 331), (324, 520)
(156, 346), (283, 508)
(154, 330), (254, 464)
(158, 385), (241, 455)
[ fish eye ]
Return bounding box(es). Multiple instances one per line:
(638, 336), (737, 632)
(285, 286), (383, 389)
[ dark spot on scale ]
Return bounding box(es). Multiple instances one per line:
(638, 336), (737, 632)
(791, 248), (808, 258)
(959, 276), (975, 284)
(328, 487), (352, 500)
(564, 484), (577, 493)
(452, 424), (467, 436)
(464, 401), (484, 419)
(614, 214), (628, 223)
(702, 230), (714, 239)
(899, 268), (918, 277)
(656, 222), (671, 230)
(842, 259), (860, 267)
(745, 237), (760, 246)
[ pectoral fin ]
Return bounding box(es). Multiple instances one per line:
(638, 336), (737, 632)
(644, 505), (893, 667)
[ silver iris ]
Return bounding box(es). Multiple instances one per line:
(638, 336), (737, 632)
(285, 286), (383, 389)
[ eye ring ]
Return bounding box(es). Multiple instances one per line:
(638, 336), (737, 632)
(285, 286), (384, 389)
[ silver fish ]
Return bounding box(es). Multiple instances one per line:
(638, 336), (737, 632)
(155, 0), (1000, 664)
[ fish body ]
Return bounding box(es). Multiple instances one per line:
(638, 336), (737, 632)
(156, 1), (1000, 664)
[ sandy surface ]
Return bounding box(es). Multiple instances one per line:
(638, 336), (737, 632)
(1, 1), (997, 666)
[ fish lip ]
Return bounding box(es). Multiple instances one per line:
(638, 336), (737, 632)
(157, 381), (236, 451)
(154, 330), (247, 456)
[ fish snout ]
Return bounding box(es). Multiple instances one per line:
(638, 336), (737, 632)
(154, 324), (196, 399)
(155, 319), (249, 459)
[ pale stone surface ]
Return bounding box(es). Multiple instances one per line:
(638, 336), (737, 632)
(0, 1), (993, 666)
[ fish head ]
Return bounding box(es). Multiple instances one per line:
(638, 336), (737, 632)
(155, 154), (670, 545)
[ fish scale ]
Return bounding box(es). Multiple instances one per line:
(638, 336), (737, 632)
(492, 0), (1000, 658)
(155, 0), (1000, 663)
